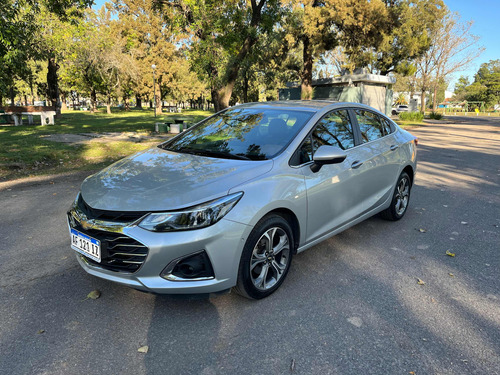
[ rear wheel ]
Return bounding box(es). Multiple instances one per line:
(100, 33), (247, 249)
(234, 215), (294, 299)
(381, 171), (411, 221)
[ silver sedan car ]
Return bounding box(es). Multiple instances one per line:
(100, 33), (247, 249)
(68, 101), (417, 299)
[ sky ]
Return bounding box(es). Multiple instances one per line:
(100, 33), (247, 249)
(92, 0), (499, 90)
(445, 0), (500, 88)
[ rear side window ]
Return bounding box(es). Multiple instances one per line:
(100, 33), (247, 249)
(381, 118), (393, 135)
(292, 109), (354, 165)
(355, 110), (388, 143)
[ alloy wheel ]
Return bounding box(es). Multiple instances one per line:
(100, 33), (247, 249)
(250, 227), (291, 291)
(395, 176), (410, 216)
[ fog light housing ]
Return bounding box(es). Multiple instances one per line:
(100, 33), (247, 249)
(161, 251), (215, 281)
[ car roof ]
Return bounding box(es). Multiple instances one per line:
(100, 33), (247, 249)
(232, 100), (385, 115)
(234, 100), (338, 112)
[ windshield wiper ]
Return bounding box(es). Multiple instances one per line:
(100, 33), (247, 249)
(175, 147), (252, 160)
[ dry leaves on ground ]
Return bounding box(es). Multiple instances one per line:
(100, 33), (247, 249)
(86, 290), (101, 300)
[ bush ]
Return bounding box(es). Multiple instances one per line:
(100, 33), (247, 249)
(399, 112), (424, 122)
(429, 111), (443, 120)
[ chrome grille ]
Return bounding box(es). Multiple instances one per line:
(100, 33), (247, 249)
(69, 216), (149, 273)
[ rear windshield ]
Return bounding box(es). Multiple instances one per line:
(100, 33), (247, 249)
(160, 107), (314, 160)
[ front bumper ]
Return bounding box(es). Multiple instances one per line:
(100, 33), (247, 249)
(68, 204), (251, 294)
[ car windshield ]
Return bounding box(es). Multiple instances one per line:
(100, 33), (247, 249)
(160, 107), (314, 160)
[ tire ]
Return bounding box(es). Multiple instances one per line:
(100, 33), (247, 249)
(381, 171), (412, 221)
(234, 214), (294, 299)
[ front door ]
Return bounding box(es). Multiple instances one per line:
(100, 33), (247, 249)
(294, 109), (364, 243)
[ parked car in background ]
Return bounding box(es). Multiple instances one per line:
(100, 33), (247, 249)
(392, 105), (409, 115)
(68, 101), (418, 299)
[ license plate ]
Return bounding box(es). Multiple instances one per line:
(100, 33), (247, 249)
(70, 228), (101, 262)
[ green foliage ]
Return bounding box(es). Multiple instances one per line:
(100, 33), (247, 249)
(399, 112), (424, 122)
(453, 60), (500, 107)
(453, 76), (470, 101)
(429, 111), (443, 120)
(0, 0), (93, 103)
(332, 0), (445, 75)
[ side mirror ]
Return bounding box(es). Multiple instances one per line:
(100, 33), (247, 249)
(310, 145), (347, 173)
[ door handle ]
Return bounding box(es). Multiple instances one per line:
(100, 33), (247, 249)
(351, 161), (363, 169)
(390, 145), (399, 151)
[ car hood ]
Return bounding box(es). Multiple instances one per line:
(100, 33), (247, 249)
(80, 147), (273, 211)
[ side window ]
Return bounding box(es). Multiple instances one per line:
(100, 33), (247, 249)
(291, 110), (354, 166)
(296, 136), (313, 164)
(382, 118), (394, 135)
(355, 110), (387, 143)
(312, 110), (355, 151)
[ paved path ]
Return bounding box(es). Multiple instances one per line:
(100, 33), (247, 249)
(0, 116), (499, 374)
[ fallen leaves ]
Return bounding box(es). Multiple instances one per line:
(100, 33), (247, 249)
(418, 228), (427, 233)
(446, 250), (456, 257)
(86, 290), (101, 300)
(417, 278), (425, 285)
(37, 329), (45, 334)
(138, 345), (149, 353)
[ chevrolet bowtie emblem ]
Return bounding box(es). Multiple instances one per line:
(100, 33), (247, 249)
(81, 220), (92, 230)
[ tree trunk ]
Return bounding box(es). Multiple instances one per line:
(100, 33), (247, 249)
(155, 93), (162, 114)
(30, 79), (34, 105)
(124, 97), (130, 111)
(106, 95), (112, 114)
(60, 94), (67, 111)
(243, 70), (249, 103)
(90, 88), (97, 112)
(156, 78), (163, 114)
(420, 88), (426, 113)
(432, 83), (438, 111)
(0, 94), (3, 106)
(10, 86), (15, 105)
(47, 56), (60, 115)
(135, 94), (142, 108)
(300, 36), (314, 100)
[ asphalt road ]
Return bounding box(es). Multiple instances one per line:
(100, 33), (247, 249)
(1, 115), (499, 375)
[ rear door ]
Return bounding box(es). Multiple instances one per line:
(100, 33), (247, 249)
(349, 109), (402, 211)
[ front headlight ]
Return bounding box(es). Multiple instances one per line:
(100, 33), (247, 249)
(138, 192), (243, 232)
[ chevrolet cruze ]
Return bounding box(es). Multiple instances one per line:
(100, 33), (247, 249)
(68, 101), (417, 299)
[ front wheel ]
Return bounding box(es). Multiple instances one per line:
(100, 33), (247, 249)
(234, 215), (294, 299)
(381, 171), (412, 221)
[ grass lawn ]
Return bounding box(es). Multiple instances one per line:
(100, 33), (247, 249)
(0, 107), (212, 182)
(395, 120), (426, 129)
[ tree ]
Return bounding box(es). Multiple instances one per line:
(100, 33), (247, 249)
(456, 60), (500, 106)
(156, 0), (281, 111)
(0, 0), (93, 108)
(111, 0), (181, 113)
(453, 76), (470, 101)
(332, 0), (445, 76)
(281, 0), (337, 99)
(474, 60), (500, 106)
(428, 12), (484, 110)
(0, 1), (39, 105)
(414, 9), (483, 112)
